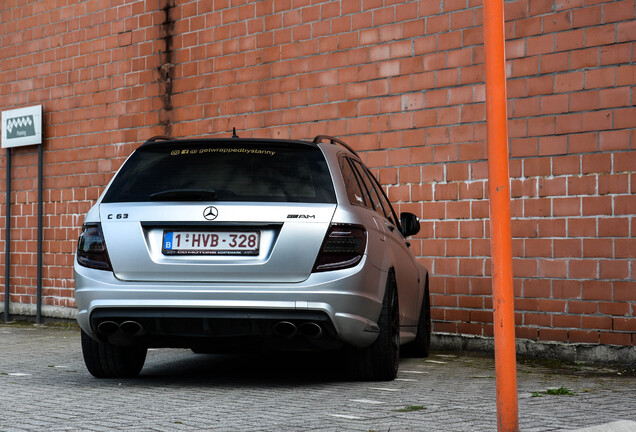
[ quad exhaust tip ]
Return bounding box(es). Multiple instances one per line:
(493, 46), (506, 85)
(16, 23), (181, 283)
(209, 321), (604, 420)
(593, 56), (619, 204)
(96, 320), (145, 336)
(272, 321), (323, 338)
(273, 321), (297, 338)
(299, 322), (323, 338)
(120, 320), (144, 336)
(97, 320), (119, 335)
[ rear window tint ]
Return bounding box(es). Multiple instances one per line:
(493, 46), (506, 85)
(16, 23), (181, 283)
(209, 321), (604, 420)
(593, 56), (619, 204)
(102, 142), (336, 203)
(339, 156), (367, 207)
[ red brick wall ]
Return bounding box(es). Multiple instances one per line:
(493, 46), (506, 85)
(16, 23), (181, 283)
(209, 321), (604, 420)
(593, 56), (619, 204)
(0, 0), (634, 345)
(0, 0), (166, 309)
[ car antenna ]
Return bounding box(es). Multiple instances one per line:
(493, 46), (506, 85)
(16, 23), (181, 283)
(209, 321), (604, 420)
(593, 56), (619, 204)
(231, 127), (239, 138)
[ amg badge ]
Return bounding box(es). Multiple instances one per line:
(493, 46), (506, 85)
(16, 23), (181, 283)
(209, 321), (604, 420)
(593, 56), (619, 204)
(287, 214), (315, 219)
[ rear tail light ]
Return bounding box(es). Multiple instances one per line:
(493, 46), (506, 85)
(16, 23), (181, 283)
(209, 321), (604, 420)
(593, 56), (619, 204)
(312, 224), (367, 272)
(76, 223), (112, 271)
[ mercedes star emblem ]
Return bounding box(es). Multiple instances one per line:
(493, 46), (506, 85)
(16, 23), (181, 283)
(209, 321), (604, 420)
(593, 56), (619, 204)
(203, 206), (218, 220)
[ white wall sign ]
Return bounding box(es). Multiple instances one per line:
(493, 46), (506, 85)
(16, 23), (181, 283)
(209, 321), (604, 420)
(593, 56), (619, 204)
(2, 105), (43, 148)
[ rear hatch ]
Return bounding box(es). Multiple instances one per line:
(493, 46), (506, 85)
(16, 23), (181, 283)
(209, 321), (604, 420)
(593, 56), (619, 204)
(99, 139), (337, 283)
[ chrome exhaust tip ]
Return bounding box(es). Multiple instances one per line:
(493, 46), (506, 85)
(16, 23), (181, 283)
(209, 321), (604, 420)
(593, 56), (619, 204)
(119, 320), (144, 336)
(96, 321), (119, 335)
(299, 322), (323, 338)
(273, 321), (297, 338)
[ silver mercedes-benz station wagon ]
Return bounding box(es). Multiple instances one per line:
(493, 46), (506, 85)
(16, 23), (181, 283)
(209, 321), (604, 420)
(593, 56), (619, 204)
(74, 134), (431, 381)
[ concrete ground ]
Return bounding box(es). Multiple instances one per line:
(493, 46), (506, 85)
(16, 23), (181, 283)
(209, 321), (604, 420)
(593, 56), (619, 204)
(0, 323), (634, 432)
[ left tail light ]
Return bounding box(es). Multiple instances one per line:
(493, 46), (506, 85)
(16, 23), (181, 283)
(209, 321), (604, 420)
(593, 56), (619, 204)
(312, 224), (367, 272)
(76, 223), (112, 271)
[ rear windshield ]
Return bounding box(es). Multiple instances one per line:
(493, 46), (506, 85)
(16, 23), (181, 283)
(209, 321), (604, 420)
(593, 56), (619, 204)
(102, 141), (336, 204)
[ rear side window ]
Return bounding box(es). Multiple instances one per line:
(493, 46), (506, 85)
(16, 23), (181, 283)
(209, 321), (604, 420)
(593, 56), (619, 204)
(102, 142), (336, 203)
(349, 158), (400, 228)
(339, 156), (367, 207)
(350, 159), (385, 215)
(364, 167), (400, 228)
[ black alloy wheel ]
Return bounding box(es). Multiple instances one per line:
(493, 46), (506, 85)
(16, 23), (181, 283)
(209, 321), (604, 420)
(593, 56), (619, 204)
(404, 275), (431, 357)
(349, 271), (400, 381)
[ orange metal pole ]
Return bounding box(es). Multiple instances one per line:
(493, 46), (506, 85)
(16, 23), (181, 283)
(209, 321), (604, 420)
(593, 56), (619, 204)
(482, 0), (519, 431)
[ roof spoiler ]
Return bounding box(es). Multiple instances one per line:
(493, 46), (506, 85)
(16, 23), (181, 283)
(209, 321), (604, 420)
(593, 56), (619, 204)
(313, 135), (358, 156)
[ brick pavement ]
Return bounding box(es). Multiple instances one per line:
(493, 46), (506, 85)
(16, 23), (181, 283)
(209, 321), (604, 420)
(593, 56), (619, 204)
(0, 324), (634, 431)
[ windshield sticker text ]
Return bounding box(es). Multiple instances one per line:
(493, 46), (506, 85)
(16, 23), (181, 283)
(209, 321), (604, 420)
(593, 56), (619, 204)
(170, 148), (276, 156)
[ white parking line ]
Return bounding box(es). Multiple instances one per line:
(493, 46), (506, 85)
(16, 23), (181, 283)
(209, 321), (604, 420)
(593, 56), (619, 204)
(351, 399), (385, 404)
(369, 387), (400, 392)
(327, 414), (363, 420)
(395, 378), (417, 382)
(424, 360), (447, 364)
(401, 370), (429, 374)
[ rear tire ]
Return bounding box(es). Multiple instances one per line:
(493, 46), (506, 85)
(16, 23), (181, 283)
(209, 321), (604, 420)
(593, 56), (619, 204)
(349, 272), (400, 381)
(404, 276), (431, 357)
(81, 330), (147, 378)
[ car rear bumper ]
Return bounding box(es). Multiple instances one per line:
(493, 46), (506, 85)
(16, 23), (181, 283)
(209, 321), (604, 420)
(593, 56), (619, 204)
(74, 256), (386, 349)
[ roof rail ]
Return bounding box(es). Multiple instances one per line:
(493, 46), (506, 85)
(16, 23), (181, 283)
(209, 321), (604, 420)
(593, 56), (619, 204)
(313, 135), (358, 156)
(145, 135), (174, 143)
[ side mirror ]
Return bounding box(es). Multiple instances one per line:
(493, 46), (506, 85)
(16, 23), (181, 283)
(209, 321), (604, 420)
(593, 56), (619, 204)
(400, 212), (420, 237)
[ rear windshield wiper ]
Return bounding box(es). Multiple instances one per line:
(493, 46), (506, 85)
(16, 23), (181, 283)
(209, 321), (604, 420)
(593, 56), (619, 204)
(149, 189), (217, 201)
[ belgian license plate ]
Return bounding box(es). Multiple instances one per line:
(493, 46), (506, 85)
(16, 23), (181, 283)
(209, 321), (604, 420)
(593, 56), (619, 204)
(162, 231), (260, 255)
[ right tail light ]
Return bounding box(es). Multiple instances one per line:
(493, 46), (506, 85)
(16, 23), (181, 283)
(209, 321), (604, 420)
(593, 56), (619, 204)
(312, 224), (367, 272)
